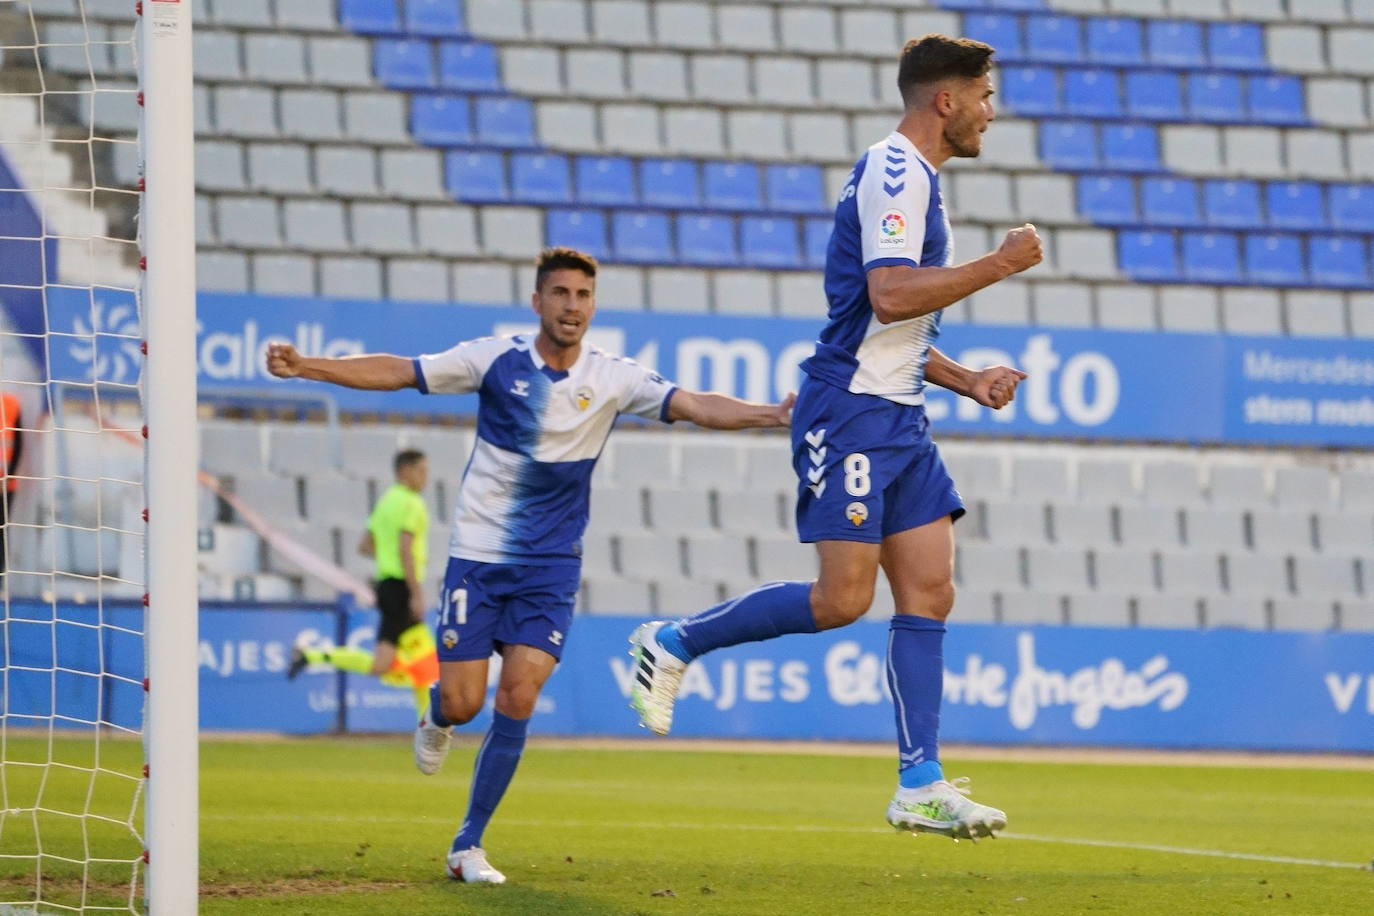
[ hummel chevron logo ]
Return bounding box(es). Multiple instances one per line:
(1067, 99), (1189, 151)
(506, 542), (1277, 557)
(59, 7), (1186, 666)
(803, 429), (826, 448)
(884, 182), (905, 197)
(808, 481), (827, 499)
(887, 145), (902, 155)
(885, 166), (905, 179)
(885, 154), (903, 165)
(807, 466), (824, 485)
(808, 447), (826, 466)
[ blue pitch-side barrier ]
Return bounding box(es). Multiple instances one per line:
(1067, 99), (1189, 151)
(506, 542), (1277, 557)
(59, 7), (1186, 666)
(4, 601), (1372, 752)
(29, 289), (1374, 448)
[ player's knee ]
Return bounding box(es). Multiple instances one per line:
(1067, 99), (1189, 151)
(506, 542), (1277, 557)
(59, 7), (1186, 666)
(811, 580), (874, 629)
(494, 682), (540, 719)
(921, 578), (956, 621)
(440, 690), (482, 726)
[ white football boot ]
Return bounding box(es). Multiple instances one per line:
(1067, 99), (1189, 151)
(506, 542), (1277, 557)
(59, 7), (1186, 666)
(447, 847), (506, 884)
(627, 621), (687, 736)
(886, 778), (1008, 840)
(413, 712), (452, 775)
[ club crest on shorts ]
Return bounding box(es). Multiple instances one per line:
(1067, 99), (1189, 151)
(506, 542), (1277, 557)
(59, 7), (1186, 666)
(441, 628), (459, 649)
(845, 501), (868, 526)
(574, 385), (594, 411)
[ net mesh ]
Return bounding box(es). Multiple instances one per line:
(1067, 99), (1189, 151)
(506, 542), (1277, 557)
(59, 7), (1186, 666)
(1, 1), (147, 911)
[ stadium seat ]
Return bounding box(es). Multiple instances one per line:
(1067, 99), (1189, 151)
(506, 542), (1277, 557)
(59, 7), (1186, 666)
(956, 544), (1023, 591)
(1266, 181), (1325, 231)
(1065, 593), (1132, 627)
(373, 39), (434, 89)
(1317, 512), (1373, 555)
(1011, 456), (1072, 501)
(983, 501), (1048, 543)
(1247, 76), (1307, 127)
(646, 488), (714, 533)
(1183, 507), (1248, 551)
(611, 211), (673, 264)
(1137, 595), (1201, 628)
(803, 218), (831, 269)
(1159, 551), (1224, 596)
(1141, 178), (1201, 227)
(1272, 599), (1336, 632)
(1309, 236), (1370, 287)
(510, 153), (572, 204)
(1064, 68), (1121, 118)
(1039, 120), (1098, 169)
(1203, 596), (1267, 630)
(1050, 504), (1114, 547)
(438, 42), (500, 91)
(963, 13), (1023, 59)
(639, 159), (699, 208)
(755, 536), (818, 581)
(1251, 510), (1317, 555)
(684, 534), (754, 582)
(1100, 124), (1159, 172)
(1275, 468), (1334, 511)
(1202, 180), (1262, 229)
(1245, 233), (1306, 285)
(1292, 557), (1362, 602)
(1076, 458), (1139, 504)
(1076, 175), (1136, 225)
(1182, 231), (1241, 283)
(1092, 549), (1159, 593)
(677, 214), (739, 266)
(1344, 602), (1374, 633)
(1226, 553), (1291, 598)
(1208, 23), (1266, 71)
(1025, 15), (1082, 63)
(1146, 21), (1205, 68)
(575, 156), (636, 207)
(619, 534), (687, 581)
(1001, 66), (1059, 117)
(1329, 184), (1374, 232)
(1187, 73), (1243, 123)
(717, 490), (787, 537)
(1119, 505), (1183, 548)
(411, 94), (472, 145)
(1118, 230), (1179, 280)
(474, 97), (535, 146)
(340, 0), (400, 34)
(444, 150), (505, 202)
(546, 209), (607, 259)
(405, 0), (464, 37)
(1086, 18), (1144, 65)
(1001, 592), (1066, 626)
(703, 162), (762, 211)
(740, 217), (800, 269)
(1125, 70), (1183, 120)
(765, 165), (825, 213)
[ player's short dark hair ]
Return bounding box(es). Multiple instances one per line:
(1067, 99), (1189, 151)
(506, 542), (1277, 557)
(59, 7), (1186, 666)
(897, 34), (996, 105)
(394, 449), (425, 474)
(534, 246), (598, 291)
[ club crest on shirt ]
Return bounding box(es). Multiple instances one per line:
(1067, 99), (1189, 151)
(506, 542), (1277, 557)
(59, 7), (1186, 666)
(846, 501), (869, 526)
(877, 210), (907, 250)
(510, 378), (530, 398)
(574, 385), (594, 411)
(441, 628), (459, 649)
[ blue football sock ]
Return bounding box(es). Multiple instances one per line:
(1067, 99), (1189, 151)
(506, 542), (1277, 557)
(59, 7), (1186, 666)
(453, 711), (529, 852)
(427, 682), (451, 728)
(671, 581), (816, 661)
(888, 615), (946, 790)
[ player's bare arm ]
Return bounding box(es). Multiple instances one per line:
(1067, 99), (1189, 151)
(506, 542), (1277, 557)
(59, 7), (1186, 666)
(924, 347), (1027, 410)
(357, 531), (375, 557)
(266, 343), (417, 390)
(666, 390), (796, 430)
(867, 223), (1043, 325)
(398, 531), (425, 622)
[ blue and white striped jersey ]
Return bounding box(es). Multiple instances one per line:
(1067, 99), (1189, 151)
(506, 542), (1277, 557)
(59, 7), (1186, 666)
(414, 335), (676, 566)
(800, 131), (953, 406)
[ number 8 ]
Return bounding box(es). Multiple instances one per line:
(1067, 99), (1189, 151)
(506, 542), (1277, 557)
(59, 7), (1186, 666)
(843, 453), (871, 496)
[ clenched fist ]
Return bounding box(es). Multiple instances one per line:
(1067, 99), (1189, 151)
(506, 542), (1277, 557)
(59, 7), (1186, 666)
(996, 223), (1043, 276)
(266, 343), (304, 379)
(969, 365), (1028, 410)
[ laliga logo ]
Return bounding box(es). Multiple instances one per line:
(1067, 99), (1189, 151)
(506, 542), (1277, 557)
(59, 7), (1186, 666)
(67, 299), (143, 383)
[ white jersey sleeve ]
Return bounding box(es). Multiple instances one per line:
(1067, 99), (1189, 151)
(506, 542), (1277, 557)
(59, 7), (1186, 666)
(413, 336), (512, 395)
(615, 359), (678, 422)
(857, 142), (932, 270)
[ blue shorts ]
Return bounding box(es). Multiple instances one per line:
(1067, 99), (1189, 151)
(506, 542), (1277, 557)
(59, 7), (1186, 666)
(434, 557), (579, 663)
(791, 376), (965, 544)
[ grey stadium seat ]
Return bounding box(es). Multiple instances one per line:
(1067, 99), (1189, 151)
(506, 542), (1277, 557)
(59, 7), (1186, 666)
(1065, 593), (1133, 627)
(197, 251), (249, 293)
(1271, 598), (1337, 632)
(381, 150), (447, 201)
(594, 1), (653, 46)
(214, 86), (278, 138)
(1291, 555), (1361, 600)
(677, 441), (745, 490)
(340, 429), (402, 480)
(956, 543), (1023, 591)
(1249, 511), (1317, 555)
(467, 0), (530, 39)
(716, 3), (775, 51)
(1203, 597), (1268, 630)
(350, 203), (416, 255)
(1025, 547), (1091, 592)
(192, 30), (242, 82)
(1051, 504), (1114, 547)
(754, 536), (817, 581)
(248, 143), (312, 195)
(302, 475), (371, 528)
(582, 576), (652, 616)
(316, 146), (380, 197)
(941, 451), (1007, 501)
(1010, 456), (1073, 502)
(388, 260), (451, 303)
(320, 257), (383, 300)
(1208, 465), (1269, 507)
(683, 533), (753, 582)
(276, 0), (336, 31)
(1159, 551), (1223, 596)
(252, 253), (316, 297)
(1136, 595), (1202, 629)
(1316, 512), (1374, 555)
(628, 52), (689, 102)
(654, 1), (715, 49)
(284, 200), (349, 251)
(196, 141), (245, 192)
(416, 205), (479, 256)
(655, 579), (723, 616)
(716, 489), (788, 537)
(1338, 471), (1374, 511)
(233, 474), (301, 524)
(618, 533), (686, 581)
(1182, 507), (1248, 550)
(217, 197), (281, 248)
(645, 487), (714, 533)
(954, 589), (998, 624)
(280, 90), (343, 141)
(207, 0), (272, 27)
(1118, 504), (1183, 548)
(1223, 553), (1291, 598)
(580, 532), (618, 579)
(1274, 467), (1335, 510)
(1001, 593), (1065, 626)
(1091, 548), (1157, 593)
(268, 426), (339, 476)
(245, 34), (309, 84)
(344, 94), (409, 144)
(308, 37), (373, 87)
(982, 501), (1048, 544)
(1141, 460), (1205, 506)
(1339, 601), (1374, 632)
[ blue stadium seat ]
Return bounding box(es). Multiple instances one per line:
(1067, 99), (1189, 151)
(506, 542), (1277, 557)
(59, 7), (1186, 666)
(611, 212), (672, 264)
(1076, 175), (1136, 225)
(374, 39), (435, 90)
(1064, 68), (1121, 118)
(474, 97), (535, 147)
(1208, 23), (1266, 71)
(444, 150), (505, 202)
(1001, 66), (1059, 117)
(1181, 231), (1241, 283)
(1125, 70), (1183, 120)
(547, 209), (607, 259)
(963, 14), (1023, 60)
(439, 42), (500, 92)
(640, 159), (700, 208)
(804, 219), (831, 269)
(1203, 180), (1261, 228)
(1266, 181), (1325, 231)
(1247, 76), (1306, 126)
(1245, 233), (1305, 285)
(1309, 236), (1369, 287)
(1330, 184), (1374, 232)
(1101, 124), (1158, 172)
(1025, 15), (1081, 63)
(511, 153), (572, 204)
(1086, 18), (1143, 66)
(1187, 74), (1243, 123)
(766, 165), (825, 213)
(405, 0), (465, 37)
(703, 162), (762, 211)
(740, 217), (801, 268)
(677, 215), (738, 266)
(411, 94), (472, 145)
(1039, 120), (1098, 169)
(575, 156), (636, 207)
(1141, 178), (1201, 227)
(1146, 21), (1205, 68)
(340, 0), (400, 34)
(1118, 230), (1178, 280)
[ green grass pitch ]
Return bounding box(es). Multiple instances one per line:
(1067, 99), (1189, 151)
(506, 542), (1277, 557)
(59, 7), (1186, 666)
(3, 735), (1372, 914)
